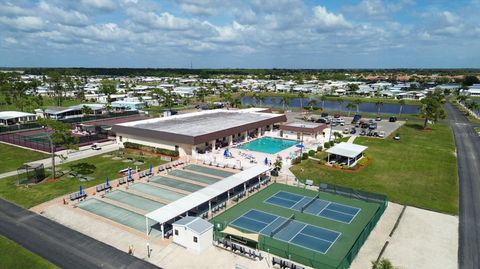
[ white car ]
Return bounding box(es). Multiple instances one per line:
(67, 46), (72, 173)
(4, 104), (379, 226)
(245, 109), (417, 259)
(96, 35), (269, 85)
(378, 131), (385, 138)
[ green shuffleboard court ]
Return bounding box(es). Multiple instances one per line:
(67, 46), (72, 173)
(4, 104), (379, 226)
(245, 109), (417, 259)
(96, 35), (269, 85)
(150, 176), (204, 193)
(105, 190), (165, 212)
(183, 164), (236, 178)
(129, 183), (185, 202)
(168, 169), (220, 185)
(211, 183), (387, 269)
(78, 198), (161, 236)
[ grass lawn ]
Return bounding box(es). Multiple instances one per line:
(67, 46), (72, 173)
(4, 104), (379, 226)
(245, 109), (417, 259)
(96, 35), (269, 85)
(0, 143), (49, 174)
(0, 235), (57, 269)
(290, 121), (458, 214)
(0, 151), (167, 208)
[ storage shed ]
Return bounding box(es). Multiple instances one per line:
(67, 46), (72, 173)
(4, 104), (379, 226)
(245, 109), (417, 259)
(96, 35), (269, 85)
(172, 216), (213, 253)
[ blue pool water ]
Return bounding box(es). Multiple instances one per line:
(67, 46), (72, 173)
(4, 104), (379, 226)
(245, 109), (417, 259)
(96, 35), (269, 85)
(237, 137), (298, 154)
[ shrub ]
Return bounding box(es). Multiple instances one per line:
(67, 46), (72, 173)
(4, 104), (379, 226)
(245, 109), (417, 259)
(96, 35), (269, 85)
(156, 147), (180, 157)
(308, 150), (316, 156)
(291, 157), (302, 165)
(319, 159), (326, 165)
(317, 145), (323, 152)
(123, 141), (179, 157)
(341, 164), (349, 169)
(357, 157), (369, 166)
(329, 141), (335, 147)
(302, 153), (309, 160)
(332, 163), (340, 168)
(324, 142), (331, 149)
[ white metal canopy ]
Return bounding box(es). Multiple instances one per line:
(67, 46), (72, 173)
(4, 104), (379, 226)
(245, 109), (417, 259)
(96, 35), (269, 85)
(326, 142), (368, 158)
(145, 164), (270, 225)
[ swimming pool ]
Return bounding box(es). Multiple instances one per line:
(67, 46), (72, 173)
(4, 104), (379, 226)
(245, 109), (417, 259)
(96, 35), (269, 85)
(237, 137), (298, 154)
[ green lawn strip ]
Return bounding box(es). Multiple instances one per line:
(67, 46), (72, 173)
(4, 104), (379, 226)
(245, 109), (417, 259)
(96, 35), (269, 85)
(212, 183), (379, 268)
(0, 234), (58, 269)
(0, 143), (49, 173)
(290, 121), (458, 214)
(0, 152), (166, 208)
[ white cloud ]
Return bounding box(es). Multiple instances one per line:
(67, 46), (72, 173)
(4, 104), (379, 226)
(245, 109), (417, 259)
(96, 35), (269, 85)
(80, 0), (115, 11)
(38, 1), (89, 26)
(312, 6), (351, 29)
(0, 16), (44, 31)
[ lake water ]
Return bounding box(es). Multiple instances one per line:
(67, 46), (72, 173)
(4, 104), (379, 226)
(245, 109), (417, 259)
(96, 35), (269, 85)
(241, 96), (420, 114)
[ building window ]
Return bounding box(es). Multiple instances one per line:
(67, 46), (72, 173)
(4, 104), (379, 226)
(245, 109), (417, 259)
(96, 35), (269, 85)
(175, 229), (178, 236)
(193, 236), (198, 243)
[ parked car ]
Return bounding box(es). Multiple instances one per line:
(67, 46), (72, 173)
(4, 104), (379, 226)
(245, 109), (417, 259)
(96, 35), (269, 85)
(91, 143), (101, 150)
(350, 128), (357, 134)
(321, 112), (329, 117)
(340, 122), (345, 126)
(360, 129), (367, 136)
(361, 122), (369, 129)
(389, 116), (397, 122)
(378, 131), (385, 138)
(368, 123), (377, 130)
(316, 117), (330, 124)
(338, 118), (345, 124)
(394, 133), (401, 140)
(334, 113), (341, 118)
(351, 114), (362, 124)
(343, 128), (350, 134)
(376, 116), (382, 121)
(331, 122), (339, 127)
(369, 119), (374, 123)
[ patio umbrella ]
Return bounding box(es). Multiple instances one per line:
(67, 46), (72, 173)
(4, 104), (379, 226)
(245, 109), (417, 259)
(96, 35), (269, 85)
(295, 143), (304, 148)
(264, 157), (268, 165)
(224, 149), (229, 157)
(128, 167), (132, 180)
(79, 185), (83, 195)
(149, 163), (153, 174)
(106, 176), (109, 186)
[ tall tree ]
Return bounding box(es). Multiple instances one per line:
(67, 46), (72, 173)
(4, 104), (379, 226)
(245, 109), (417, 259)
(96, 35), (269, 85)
(347, 83), (359, 95)
(307, 99), (317, 110)
(371, 258), (395, 269)
(420, 91), (446, 129)
(319, 95), (327, 110)
(375, 100), (384, 115)
(297, 91), (305, 110)
(346, 103), (355, 116)
(280, 95), (291, 111)
(353, 98), (362, 113)
(81, 105), (94, 122)
(99, 79), (117, 103)
(36, 118), (79, 179)
(48, 71), (65, 106)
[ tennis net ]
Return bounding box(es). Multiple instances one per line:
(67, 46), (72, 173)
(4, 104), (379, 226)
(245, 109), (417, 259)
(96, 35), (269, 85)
(301, 194), (320, 213)
(270, 214), (295, 237)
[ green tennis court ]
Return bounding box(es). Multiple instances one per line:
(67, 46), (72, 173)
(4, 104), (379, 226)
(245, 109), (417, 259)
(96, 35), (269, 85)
(105, 190), (165, 212)
(168, 169), (220, 185)
(150, 176), (203, 193)
(78, 198), (161, 236)
(129, 183), (185, 202)
(183, 164), (235, 178)
(211, 183), (387, 269)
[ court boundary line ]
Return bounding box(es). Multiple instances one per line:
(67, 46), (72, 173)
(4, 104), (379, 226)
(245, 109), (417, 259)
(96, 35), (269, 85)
(258, 216), (282, 234)
(228, 208), (342, 255)
(318, 202), (362, 224)
(150, 176), (203, 192)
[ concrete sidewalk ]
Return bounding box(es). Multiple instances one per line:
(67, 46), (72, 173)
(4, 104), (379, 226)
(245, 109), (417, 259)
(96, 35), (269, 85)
(0, 141), (120, 179)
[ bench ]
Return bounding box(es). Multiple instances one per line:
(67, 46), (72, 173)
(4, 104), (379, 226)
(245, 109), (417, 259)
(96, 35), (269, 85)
(96, 183), (112, 193)
(69, 191), (87, 201)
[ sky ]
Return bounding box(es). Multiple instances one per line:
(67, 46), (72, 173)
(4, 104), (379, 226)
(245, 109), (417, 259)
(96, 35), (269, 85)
(0, 0), (479, 69)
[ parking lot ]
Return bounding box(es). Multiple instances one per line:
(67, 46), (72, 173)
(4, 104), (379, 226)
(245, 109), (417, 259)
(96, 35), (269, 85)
(307, 114), (404, 139)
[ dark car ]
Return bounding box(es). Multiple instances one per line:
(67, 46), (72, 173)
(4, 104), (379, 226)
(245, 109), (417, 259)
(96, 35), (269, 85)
(361, 122), (369, 129)
(389, 116), (397, 122)
(334, 113), (341, 118)
(321, 112), (329, 117)
(360, 129), (367, 136)
(351, 114), (362, 124)
(350, 128), (357, 134)
(368, 123), (377, 130)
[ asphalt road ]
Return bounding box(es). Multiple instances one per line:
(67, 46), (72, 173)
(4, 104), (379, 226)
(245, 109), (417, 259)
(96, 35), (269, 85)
(444, 103), (480, 269)
(0, 198), (159, 269)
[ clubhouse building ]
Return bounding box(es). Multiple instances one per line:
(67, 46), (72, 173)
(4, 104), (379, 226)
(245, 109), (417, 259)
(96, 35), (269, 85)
(112, 109), (287, 157)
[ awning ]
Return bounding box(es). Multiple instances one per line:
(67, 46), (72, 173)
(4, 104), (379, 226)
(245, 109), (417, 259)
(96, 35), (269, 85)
(326, 142), (368, 158)
(221, 226), (259, 242)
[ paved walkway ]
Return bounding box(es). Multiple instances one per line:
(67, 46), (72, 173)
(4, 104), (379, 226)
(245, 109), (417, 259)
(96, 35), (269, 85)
(445, 102), (480, 269)
(0, 198), (160, 269)
(0, 141), (120, 179)
(347, 135), (357, 143)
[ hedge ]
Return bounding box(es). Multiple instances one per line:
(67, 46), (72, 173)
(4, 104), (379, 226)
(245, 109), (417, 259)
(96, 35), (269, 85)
(308, 150), (316, 157)
(123, 142), (179, 157)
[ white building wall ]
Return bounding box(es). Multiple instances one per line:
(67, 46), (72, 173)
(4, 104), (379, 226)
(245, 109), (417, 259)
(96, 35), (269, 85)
(116, 133), (192, 157)
(172, 225), (213, 253)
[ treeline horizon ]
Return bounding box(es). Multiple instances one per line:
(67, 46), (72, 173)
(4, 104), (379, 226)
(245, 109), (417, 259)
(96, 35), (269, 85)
(1, 67), (479, 78)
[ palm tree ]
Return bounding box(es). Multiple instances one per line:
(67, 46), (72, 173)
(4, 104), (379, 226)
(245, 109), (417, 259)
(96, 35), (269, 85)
(346, 103), (355, 116)
(398, 99), (406, 115)
(297, 91), (305, 110)
(353, 98), (362, 113)
(456, 95), (467, 103)
(371, 258), (395, 269)
(231, 98), (241, 108)
(81, 105), (94, 122)
(280, 95), (291, 111)
(307, 99), (317, 110)
(375, 100), (384, 115)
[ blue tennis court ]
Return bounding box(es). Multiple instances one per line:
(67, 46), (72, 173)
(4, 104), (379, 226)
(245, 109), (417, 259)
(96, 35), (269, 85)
(264, 191), (361, 224)
(230, 209), (341, 254)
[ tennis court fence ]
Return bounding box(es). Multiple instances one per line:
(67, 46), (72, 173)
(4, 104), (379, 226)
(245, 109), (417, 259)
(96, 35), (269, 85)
(212, 184), (388, 269)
